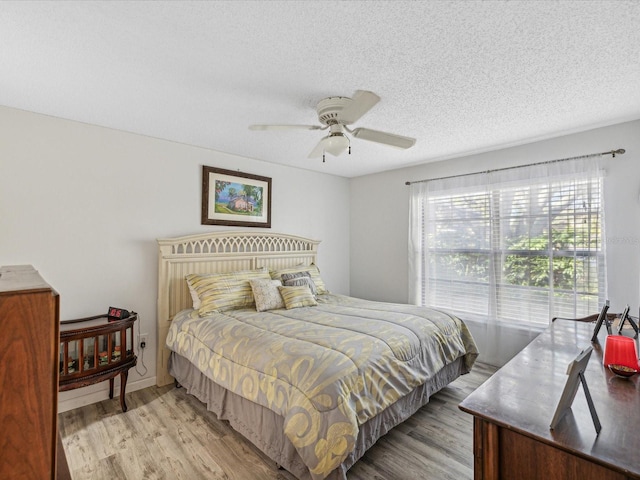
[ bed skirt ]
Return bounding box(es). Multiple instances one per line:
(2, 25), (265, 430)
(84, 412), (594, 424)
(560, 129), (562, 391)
(169, 353), (468, 480)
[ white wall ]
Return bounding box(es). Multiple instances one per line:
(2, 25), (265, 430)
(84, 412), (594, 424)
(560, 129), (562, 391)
(4, 104), (637, 402)
(350, 120), (640, 364)
(0, 106), (350, 411)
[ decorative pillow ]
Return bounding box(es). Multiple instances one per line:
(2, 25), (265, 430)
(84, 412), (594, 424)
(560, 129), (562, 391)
(270, 264), (327, 294)
(188, 283), (201, 310)
(186, 268), (270, 316)
(250, 279), (285, 312)
(281, 271), (318, 296)
(278, 285), (318, 309)
(281, 271), (311, 282)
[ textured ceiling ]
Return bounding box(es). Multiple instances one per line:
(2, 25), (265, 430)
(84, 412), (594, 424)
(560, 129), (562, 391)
(1, 1), (639, 178)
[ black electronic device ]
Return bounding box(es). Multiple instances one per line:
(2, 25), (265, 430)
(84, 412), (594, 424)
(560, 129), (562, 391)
(107, 307), (130, 320)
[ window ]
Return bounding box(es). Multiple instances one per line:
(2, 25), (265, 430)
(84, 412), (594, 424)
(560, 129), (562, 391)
(409, 158), (606, 328)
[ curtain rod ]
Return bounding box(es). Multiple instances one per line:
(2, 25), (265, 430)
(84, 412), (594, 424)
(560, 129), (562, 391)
(405, 148), (625, 186)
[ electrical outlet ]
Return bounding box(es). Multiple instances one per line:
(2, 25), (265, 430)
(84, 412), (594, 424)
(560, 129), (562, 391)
(139, 333), (148, 350)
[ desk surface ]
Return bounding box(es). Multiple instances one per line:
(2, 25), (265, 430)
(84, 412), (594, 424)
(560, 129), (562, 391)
(459, 320), (640, 477)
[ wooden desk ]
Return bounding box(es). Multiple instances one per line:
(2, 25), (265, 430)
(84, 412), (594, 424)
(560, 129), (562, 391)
(459, 320), (640, 480)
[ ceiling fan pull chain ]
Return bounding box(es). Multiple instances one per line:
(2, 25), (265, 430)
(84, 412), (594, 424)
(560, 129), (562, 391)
(322, 152), (325, 163)
(348, 145), (351, 155)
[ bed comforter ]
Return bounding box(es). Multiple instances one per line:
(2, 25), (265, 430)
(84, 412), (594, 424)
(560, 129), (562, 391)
(166, 293), (478, 480)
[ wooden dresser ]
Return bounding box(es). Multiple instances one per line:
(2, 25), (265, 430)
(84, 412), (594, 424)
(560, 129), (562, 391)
(0, 265), (70, 479)
(459, 319), (640, 480)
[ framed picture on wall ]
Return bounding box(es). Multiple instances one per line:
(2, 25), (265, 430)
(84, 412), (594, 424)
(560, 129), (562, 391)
(201, 166), (272, 228)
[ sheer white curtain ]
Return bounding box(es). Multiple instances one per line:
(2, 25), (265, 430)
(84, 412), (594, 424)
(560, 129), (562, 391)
(409, 156), (607, 366)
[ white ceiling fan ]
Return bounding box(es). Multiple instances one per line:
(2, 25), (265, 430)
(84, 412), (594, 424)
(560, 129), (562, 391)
(249, 90), (416, 161)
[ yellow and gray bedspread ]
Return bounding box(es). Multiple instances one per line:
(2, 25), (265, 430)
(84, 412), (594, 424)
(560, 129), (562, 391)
(166, 293), (478, 480)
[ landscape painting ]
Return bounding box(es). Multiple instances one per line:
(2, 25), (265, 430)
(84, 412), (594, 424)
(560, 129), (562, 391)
(201, 166), (271, 228)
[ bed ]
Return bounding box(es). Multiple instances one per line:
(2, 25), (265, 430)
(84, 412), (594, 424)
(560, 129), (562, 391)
(157, 231), (478, 480)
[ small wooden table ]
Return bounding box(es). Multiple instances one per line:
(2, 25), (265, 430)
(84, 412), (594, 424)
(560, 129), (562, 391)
(59, 314), (137, 412)
(459, 319), (640, 480)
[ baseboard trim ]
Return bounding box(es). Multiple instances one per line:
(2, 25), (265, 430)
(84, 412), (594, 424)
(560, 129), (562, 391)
(57, 376), (157, 413)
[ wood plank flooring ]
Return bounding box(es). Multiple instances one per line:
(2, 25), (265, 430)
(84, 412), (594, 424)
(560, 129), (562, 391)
(59, 362), (496, 480)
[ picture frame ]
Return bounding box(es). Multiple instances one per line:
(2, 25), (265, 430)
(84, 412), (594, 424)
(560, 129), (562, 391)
(590, 300), (610, 343)
(550, 346), (600, 434)
(201, 166), (272, 228)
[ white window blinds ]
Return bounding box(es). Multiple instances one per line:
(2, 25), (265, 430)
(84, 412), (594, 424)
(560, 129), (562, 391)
(409, 156), (607, 328)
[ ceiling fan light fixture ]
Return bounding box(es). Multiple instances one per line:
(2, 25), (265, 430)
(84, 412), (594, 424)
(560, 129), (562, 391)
(323, 132), (350, 156)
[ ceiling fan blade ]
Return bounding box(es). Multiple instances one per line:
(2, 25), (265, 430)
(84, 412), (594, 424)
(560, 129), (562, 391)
(308, 139), (325, 158)
(339, 90), (380, 124)
(249, 124), (324, 131)
(351, 127), (416, 149)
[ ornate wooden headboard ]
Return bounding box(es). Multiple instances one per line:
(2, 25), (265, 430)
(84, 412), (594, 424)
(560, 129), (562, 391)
(156, 231), (320, 386)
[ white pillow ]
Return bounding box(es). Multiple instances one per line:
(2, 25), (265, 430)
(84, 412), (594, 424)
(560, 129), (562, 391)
(188, 284), (201, 310)
(250, 279), (285, 312)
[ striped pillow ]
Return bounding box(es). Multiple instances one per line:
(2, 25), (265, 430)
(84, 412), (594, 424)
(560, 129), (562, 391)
(278, 285), (318, 309)
(186, 268), (270, 316)
(270, 264), (327, 294)
(282, 271), (317, 296)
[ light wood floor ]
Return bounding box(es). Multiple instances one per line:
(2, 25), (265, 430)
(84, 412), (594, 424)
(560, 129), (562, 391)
(59, 362), (496, 480)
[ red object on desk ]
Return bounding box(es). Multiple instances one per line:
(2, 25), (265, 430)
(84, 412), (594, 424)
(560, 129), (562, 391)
(603, 335), (639, 370)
